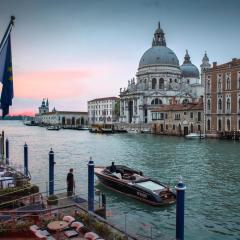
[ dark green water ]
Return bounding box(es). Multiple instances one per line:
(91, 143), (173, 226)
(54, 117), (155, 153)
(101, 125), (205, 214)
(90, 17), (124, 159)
(1, 121), (240, 240)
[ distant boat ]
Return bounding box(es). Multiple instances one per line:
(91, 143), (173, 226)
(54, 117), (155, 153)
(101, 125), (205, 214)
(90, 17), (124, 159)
(127, 129), (140, 134)
(95, 164), (176, 206)
(77, 126), (89, 130)
(140, 129), (151, 134)
(24, 120), (38, 126)
(185, 133), (205, 139)
(47, 125), (61, 131)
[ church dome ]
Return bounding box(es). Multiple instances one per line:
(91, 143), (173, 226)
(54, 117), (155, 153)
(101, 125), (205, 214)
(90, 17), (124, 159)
(138, 22), (179, 69)
(180, 50), (199, 78)
(139, 46), (180, 68)
(180, 64), (199, 78)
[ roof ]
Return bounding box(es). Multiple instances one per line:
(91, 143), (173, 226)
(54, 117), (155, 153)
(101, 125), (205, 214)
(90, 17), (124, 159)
(151, 102), (203, 112)
(139, 46), (179, 69)
(206, 58), (240, 72)
(88, 97), (119, 103)
(42, 111), (88, 115)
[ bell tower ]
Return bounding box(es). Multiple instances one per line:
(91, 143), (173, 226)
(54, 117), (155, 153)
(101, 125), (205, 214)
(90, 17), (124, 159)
(39, 98), (49, 115)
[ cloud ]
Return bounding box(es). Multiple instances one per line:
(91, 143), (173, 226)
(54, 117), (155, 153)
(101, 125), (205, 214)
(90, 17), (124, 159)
(14, 69), (93, 99)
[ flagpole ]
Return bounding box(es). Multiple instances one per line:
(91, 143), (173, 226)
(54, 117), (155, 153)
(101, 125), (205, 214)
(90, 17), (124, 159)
(0, 16), (15, 55)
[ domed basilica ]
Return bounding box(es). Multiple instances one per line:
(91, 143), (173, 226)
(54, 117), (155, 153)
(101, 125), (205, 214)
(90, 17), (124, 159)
(119, 22), (210, 124)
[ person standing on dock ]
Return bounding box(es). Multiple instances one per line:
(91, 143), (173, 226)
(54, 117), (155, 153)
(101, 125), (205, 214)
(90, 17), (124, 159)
(66, 168), (75, 196)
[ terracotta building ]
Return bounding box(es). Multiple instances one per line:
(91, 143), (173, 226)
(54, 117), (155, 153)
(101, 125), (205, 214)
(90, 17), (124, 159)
(204, 58), (240, 138)
(151, 99), (203, 136)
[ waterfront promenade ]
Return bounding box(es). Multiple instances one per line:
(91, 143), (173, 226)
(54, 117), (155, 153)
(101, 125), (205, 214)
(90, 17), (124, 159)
(1, 120), (239, 240)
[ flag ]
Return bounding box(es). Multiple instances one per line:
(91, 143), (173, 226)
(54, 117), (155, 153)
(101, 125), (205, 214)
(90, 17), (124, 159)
(0, 34), (14, 117)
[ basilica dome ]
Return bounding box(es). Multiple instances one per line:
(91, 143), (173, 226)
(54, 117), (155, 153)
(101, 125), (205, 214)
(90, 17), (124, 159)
(139, 46), (179, 68)
(180, 50), (199, 78)
(138, 22), (179, 69)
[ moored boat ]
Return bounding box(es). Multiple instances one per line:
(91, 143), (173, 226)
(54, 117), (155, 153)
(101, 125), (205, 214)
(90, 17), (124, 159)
(185, 133), (205, 139)
(94, 164), (176, 206)
(47, 125), (61, 131)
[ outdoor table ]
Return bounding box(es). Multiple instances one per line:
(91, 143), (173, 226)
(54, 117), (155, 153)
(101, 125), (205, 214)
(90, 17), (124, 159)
(47, 220), (68, 240)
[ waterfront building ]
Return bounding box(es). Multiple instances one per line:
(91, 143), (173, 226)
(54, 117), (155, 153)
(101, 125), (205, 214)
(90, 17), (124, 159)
(119, 22), (206, 129)
(151, 98), (203, 136)
(204, 58), (240, 137)
(88, 97), (119, 125)
(35, 99), (88, 126)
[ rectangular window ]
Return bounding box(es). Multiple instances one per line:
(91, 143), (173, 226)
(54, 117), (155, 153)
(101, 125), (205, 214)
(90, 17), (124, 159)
(198, 112), (201, 121)
(173, 124), (175, 130)
(190, 112), (193, 118)
(175, 113), (180, 120)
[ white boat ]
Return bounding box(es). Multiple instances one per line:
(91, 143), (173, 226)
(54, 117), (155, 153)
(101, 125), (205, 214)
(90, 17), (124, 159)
(185, 133), (205, 139)
(127, 129), (140, 134)
(47, 125), (61, 131)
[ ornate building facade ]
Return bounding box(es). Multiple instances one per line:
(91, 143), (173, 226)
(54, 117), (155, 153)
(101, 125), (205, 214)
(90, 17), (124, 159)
(88, 97), (119, 125)
(204, 58), (240, 138)
(119, 22), (208, 128)
(35, 99), (88, 127)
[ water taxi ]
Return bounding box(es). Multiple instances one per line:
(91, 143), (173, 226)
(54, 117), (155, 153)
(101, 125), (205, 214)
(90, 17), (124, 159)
(94, 164), (176, 206)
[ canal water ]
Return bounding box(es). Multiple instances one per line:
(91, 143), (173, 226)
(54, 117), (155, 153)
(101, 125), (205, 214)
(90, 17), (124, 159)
(1, 121), (240, 240)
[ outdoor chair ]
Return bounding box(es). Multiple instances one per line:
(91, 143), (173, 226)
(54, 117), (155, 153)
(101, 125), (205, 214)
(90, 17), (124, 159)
(29, 224), (40, 233)
(84, 231), (100, 240)
(63, 215), (75, 225)
(70, 221), (84, 231)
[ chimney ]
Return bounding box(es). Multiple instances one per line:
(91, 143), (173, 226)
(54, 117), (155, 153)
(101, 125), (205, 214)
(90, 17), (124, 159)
(213, 62), (217, 67)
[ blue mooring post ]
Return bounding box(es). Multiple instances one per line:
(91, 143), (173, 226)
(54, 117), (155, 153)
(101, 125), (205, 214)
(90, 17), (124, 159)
(49, 148), (55, 195)
(88, 157), (94, 212)
(5, 138), (9, 165)
(24, 143), (28, 176)
(175, 177), (186, 240)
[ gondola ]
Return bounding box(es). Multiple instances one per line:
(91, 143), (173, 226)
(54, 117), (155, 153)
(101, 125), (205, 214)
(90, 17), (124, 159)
(94, 164), (176, 206)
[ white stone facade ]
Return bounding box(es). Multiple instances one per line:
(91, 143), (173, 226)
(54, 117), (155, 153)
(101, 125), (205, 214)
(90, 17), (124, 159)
(35, 99), (88, 126)
(88, 97), (119, 124)
(119, 22), (207, 125)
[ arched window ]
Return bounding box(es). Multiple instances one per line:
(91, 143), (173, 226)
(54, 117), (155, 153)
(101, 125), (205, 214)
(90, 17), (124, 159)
(62, 117), (65, 125)
(227, 98), (231, 110)
(175, 79), (178, 83)
(218, 79), (222, 90)
(207, 99), (211, 110)
(218, 119), (222, 131)
(190, 124), (193, 133)
(207, 119), (211, 131)
(159, 78), (164, 89)
(151, 98), (162, 105)
(218, 99), (222, 110)
(81, 117), (84, 125)
(227, 119), (230, 131)
(152, 78), (157, 89)
(207, 80), (210, 91)
(226, 78), (231, 90)
(72, 117), (75, 125)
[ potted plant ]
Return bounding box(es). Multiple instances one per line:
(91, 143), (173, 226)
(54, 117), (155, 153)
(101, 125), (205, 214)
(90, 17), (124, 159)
(47, 195), (58, 205)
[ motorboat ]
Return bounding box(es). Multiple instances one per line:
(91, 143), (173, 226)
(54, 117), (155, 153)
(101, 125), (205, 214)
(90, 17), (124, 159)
(77, 126), (89, 130)
(94, 164), (176, 206)
(47, 125), (61, 131)
(185, 133), (205, 139)
(127, 129), (140, 134)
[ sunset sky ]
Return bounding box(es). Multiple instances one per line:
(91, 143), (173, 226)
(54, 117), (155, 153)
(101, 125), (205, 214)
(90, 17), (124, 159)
(0, 0), (240, 115)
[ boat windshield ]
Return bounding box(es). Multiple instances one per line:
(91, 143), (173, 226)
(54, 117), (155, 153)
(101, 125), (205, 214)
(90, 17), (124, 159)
(136, 181), (165, 191)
